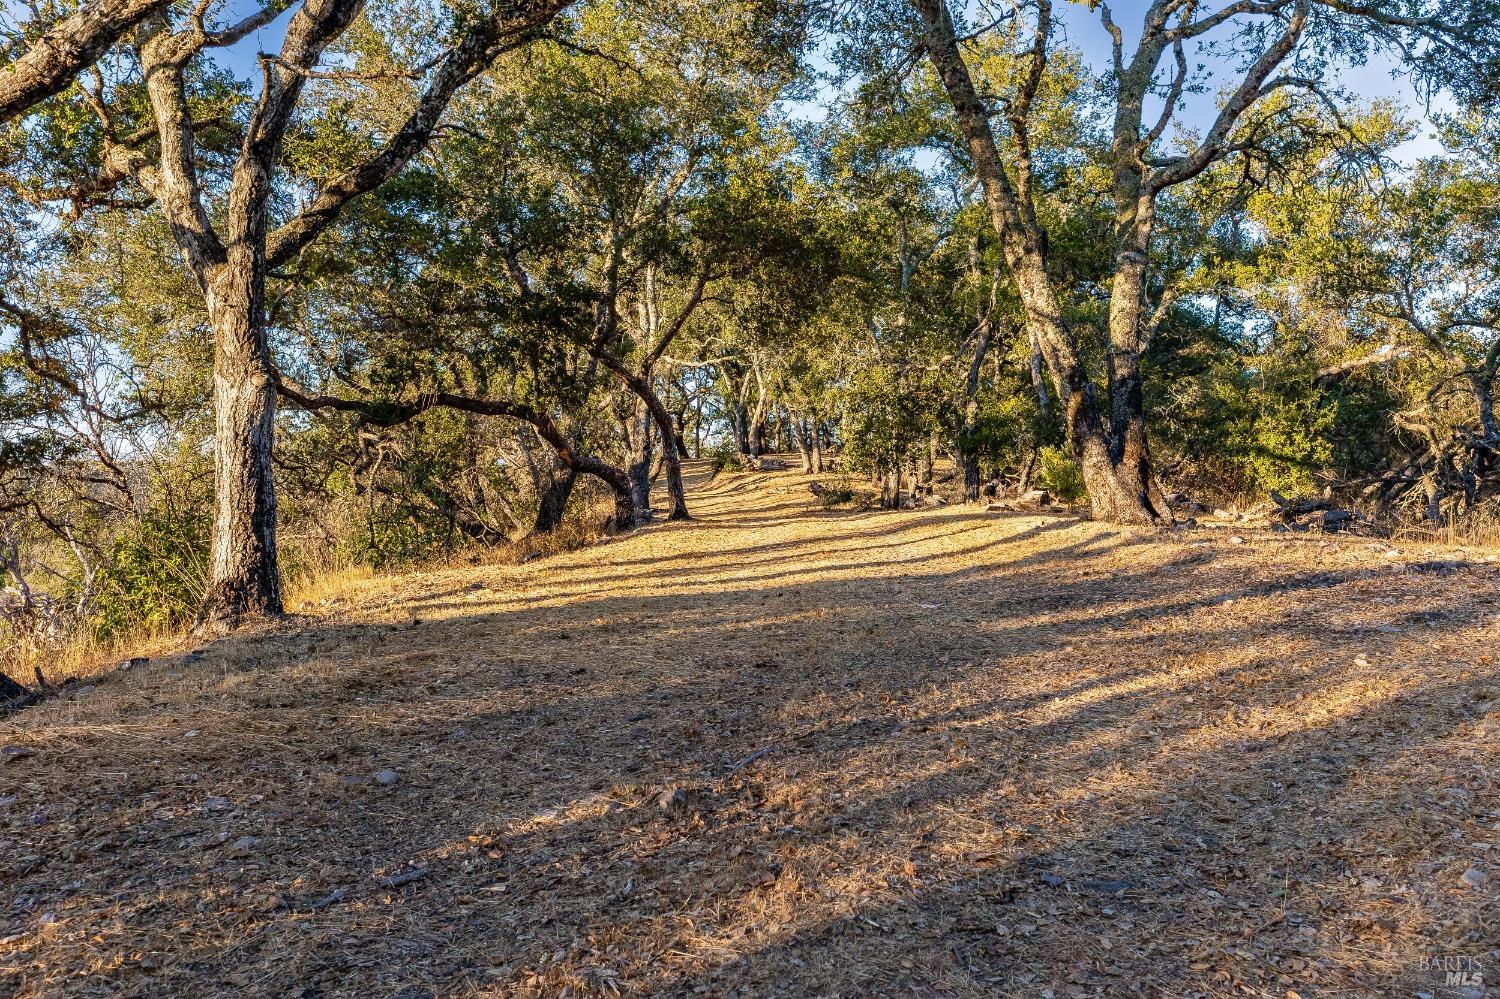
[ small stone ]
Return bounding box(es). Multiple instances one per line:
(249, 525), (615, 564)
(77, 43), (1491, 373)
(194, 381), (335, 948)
(1039, 871), (1065, 887)
(375, 768), (399, 786)
(202, 796), (231, 812)
(184, 730), (201, 739)
(1, 745), (34, 763)
(656, 788), (688, 812)
(230, 835), (259, 853)
(1227, 535), (1245, 545)
(1460, 867), (1488, 888)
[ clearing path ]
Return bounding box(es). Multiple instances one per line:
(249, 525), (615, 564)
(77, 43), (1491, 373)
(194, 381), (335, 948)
(2, 464), (1498, 998)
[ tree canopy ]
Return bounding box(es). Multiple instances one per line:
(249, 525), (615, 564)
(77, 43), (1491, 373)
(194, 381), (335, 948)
(2, 0), (1499, 645)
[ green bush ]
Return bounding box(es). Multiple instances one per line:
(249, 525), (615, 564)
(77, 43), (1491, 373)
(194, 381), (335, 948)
(93, 505), (210, 638)
(706, 438), (744, 472)
(1039, 445), (1087, 507)
(815, 471), (856, 507)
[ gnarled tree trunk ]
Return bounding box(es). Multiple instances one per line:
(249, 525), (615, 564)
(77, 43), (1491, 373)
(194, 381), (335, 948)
(532, 462), (577, 534)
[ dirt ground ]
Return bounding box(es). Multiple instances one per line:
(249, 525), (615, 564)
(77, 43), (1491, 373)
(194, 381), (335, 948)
(2, 462), (1498, 998)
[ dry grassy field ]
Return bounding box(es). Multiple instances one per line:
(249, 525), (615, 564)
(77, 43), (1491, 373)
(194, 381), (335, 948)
(2, 464), (1497, 998)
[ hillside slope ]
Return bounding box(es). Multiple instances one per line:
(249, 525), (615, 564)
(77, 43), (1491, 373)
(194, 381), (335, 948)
(2, 464), (1498, 998)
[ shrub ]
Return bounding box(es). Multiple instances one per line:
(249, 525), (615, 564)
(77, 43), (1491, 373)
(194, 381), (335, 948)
(706, 438), (743, 472)
(1039, 445), (1087, 508)
(93, 504), (210, 639)
(815, 471), (856, 507)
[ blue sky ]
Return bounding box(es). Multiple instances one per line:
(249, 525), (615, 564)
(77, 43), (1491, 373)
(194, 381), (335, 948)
(1051, 0), (1452, 161)
(5, 0), (1451, 163)
(781, 0), (1452, 163)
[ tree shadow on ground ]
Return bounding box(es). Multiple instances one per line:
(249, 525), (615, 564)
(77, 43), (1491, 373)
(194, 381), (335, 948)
(1, 482), (1496, 999)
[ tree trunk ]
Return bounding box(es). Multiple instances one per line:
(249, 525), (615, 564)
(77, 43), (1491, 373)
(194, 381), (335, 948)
(532, 462), (577, 534)
(810, 416), (824, 474)
(627, 399), (654, 521)
(673, 409), (690, 458)
(589, 349), (688, 520)
(730, 402), (751, 454)
(194, 256), (282, 633)
(961, 451), (980, 502)
(748, 415), (767, 457)
(571, 455), (636, 532)
(651, 402), (689, 520)
(790, 415), (813, 473)
(913, 0), (1167, 526)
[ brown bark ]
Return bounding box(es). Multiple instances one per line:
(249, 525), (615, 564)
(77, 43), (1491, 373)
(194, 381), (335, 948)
(195, 262), (282, 629)
(790, 415), (813, 473)
(911, 0), (1161, 524)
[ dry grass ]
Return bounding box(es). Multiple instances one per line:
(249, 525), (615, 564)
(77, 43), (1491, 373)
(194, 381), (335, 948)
(2, 461), (1497, 998)
(2, 626), (187, 690)
(1393, 502), (1500, 549)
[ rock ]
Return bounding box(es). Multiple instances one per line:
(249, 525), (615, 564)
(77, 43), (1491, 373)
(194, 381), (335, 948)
(1082, 878), (1133, 895)
(656, 788), (688, 812)
(229, 836), (259, 854)
(1409, 560), (1471, 575)
(1460, 867), (1488, 888)
(1227, 535), (1245, 545)
(119, 656), (148, 671)
(202, 796), (232, 812)
(1321, 509), (1355, 532)
(70, 685), (97, 698)
(1017, 489), (1052, 508)
(1039, 871), (1065, 887)
(1, 744), (35, 763)
(375, 768), (399, 787)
